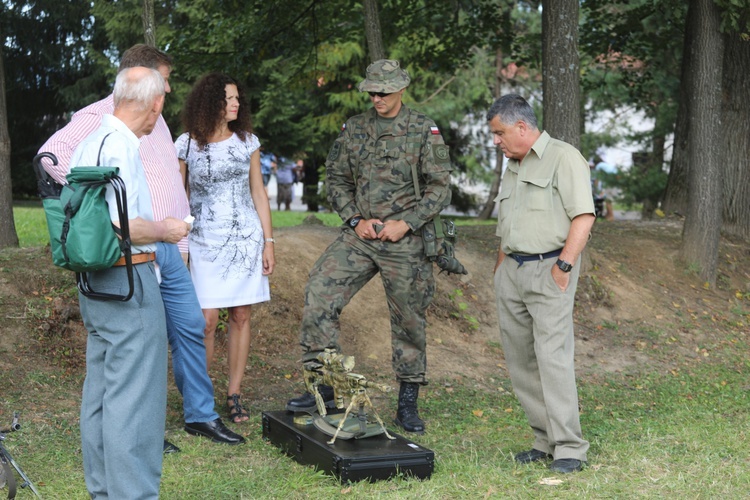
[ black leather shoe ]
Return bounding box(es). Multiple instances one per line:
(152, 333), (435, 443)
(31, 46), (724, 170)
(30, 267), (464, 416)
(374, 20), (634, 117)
(163, 439), (180, 454)
(184, 418), (246, 445)
(286, 385), (335, 413)
(514, 449), (552, 463)
(549, 458), (584, 473)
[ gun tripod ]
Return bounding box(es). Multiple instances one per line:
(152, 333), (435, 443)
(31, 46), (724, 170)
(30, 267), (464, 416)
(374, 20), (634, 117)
(314, 387), (396, 446)
(1, 412), (41, 499)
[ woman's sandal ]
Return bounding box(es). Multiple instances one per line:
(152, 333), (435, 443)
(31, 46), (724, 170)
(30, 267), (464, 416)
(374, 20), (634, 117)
(227, 393), (249, 423)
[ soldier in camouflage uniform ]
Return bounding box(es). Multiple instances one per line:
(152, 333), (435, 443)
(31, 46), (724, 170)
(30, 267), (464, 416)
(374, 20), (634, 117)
(286, 59), (452, 434)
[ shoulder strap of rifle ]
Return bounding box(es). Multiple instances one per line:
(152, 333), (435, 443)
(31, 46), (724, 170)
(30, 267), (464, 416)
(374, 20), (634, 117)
(408, 112), (426, 201)
(408, 113), (445, 237)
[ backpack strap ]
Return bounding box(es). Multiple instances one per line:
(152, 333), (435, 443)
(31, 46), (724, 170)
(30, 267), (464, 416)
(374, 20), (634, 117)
(96, 132), (114, 166)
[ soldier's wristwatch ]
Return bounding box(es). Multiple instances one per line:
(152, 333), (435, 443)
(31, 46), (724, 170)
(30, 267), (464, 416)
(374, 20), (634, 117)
(556, 259), (573, 272)
(348, 216), (363, 228)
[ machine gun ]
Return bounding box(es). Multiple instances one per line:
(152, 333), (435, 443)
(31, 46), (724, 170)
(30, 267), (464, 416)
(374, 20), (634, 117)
(303, 350), (395, 445)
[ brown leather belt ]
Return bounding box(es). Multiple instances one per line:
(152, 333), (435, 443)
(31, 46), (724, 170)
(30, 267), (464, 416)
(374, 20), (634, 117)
(113, 252), (156, 267)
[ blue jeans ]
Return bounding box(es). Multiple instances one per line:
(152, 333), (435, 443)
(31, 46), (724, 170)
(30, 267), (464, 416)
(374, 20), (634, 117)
(156, 242), (219, 423)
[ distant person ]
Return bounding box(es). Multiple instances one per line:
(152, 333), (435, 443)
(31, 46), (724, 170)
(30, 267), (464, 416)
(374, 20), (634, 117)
(286, 59), (452, 434)
(260, 148), (276, 193)
(294, 158), (305, 184)
(176, 72), (275, 423)
(39, 44), (244, 450)
(590, 161), (606, 218)
(274, 158), (295, 210)
(300, 157), (322, 212)
(592, 158), (615, 221)
(70, 66), (187, 498)
(488, 94), (595, 474)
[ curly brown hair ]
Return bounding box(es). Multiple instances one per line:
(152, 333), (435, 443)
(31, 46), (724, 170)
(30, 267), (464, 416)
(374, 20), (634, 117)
(181, 73), (252, 148)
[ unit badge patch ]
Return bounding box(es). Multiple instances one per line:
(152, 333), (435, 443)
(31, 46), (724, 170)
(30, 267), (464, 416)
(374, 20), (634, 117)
(434, 144), (449, 161)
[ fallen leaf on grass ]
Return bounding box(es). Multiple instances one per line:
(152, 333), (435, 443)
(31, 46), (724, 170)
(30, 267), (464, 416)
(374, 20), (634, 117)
(472, 409), (484, 418)
(539, 477), (564, 485)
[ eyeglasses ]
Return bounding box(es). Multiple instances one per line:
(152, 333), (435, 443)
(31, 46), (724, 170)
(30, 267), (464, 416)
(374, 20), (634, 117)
(368, 91), (392, 98)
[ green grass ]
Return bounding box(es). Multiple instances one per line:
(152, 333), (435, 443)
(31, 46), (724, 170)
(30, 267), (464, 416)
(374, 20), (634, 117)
(13, 204), (495, 248)
(12, 203), (50, 248)
(3, 361), (748, 498)
(3, 207), (750, 497)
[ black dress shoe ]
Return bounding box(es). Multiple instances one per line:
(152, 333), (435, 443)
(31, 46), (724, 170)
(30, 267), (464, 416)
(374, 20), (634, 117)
(514, 449), (552, 463)
(184, 418), (246, 445)
(163, 439), (180, 454)
(549, 458), (584, 473)
(286, 385), (335, 413)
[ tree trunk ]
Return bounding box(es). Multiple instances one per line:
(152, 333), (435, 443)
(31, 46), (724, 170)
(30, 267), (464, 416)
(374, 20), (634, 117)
(363, 0), (385, 62)
(477, 48), (505, 221)
(0, 45), (19, 249)
(142, 0), (156, 47)
(662, 1), (696, 217)
(541, 0), (592, 270)
(720, 26), (750, 239)
(541, 0), (581, 148)
(680, 0), (724, 285)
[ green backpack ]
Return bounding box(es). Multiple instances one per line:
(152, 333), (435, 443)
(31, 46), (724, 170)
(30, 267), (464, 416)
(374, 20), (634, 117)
(33, 138), (134, 301)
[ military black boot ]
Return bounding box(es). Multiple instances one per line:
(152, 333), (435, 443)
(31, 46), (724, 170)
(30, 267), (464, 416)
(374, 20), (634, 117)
(285, 385), (335, 413)
(393, 382), (425, 434)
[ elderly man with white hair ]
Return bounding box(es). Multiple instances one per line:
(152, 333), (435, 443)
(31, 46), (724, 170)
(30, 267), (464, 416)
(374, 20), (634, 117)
(69, 66), (189, 499)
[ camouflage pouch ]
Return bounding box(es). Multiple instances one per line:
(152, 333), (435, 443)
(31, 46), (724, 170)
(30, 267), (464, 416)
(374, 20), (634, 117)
(422, 216), (467, 274)
(421, 220), (439, 259)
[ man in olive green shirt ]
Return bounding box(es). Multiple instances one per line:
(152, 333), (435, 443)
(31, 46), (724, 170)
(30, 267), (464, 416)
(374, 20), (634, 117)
(488, 94), (595, 474)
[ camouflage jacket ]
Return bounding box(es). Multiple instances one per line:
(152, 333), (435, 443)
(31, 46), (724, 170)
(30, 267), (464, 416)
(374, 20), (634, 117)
(325, 104), (452, 232)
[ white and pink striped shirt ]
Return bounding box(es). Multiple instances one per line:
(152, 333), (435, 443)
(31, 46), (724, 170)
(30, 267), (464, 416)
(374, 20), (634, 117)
(39, 94), (190, 253)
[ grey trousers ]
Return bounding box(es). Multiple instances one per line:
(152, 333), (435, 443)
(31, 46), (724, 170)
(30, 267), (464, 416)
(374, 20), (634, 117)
(494, 256), (589, 461)
(79, 262), (168, 499)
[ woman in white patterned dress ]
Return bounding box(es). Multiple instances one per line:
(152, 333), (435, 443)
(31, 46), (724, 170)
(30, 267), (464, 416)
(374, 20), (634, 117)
(175, 73), (275, 423)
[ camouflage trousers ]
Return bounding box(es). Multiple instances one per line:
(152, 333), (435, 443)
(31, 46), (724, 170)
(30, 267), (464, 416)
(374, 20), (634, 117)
(300, 228), (435, 384)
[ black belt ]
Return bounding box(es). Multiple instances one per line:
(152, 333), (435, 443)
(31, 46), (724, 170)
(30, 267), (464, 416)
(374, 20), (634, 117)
(507, 249), (562, 267)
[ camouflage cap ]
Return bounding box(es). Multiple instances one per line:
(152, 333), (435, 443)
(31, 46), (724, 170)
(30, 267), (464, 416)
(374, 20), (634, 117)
(357, 59), (411, 93)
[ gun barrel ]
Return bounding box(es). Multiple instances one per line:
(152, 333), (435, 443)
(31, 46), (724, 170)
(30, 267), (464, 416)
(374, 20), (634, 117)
(10, 411), (20, 431)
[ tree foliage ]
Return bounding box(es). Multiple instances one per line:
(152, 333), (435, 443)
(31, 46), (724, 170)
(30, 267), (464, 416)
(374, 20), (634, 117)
(1, 0), (747, 269)
(2, 0), (109, 195)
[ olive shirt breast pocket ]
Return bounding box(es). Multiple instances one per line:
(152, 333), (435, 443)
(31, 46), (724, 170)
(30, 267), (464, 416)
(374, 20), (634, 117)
(494, 182), (514, 223)
(520, 177), (553, 211)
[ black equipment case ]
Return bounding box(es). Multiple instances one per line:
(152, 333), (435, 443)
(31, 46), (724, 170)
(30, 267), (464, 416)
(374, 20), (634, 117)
(261, 410), (434, 483)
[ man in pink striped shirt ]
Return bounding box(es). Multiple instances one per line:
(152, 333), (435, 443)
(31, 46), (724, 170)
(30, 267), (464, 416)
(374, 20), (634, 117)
(39, 45), (243, 449)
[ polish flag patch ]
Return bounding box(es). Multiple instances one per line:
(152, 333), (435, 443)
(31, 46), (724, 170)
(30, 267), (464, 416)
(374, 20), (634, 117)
(341, 123), (347, 131)
(430, 126), (440, 135)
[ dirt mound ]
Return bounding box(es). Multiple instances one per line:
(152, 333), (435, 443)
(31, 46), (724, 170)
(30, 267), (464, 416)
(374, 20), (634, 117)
(2, 219), (748, 405)
(248, 224), (503, 394)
